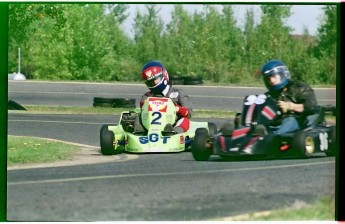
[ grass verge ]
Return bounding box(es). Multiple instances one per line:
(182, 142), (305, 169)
(7, 136), (80, 165)
(212, 196), (335, 221)
(13, 105), (336, 123)
(16, 105), (238, 118)
(247, 197), (335, 221)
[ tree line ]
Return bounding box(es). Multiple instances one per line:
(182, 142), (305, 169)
(8, 4), (337, 85)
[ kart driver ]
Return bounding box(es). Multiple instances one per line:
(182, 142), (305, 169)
(136, 60), (192, 134)
(261, 59), (318, 134)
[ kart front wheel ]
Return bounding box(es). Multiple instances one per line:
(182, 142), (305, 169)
(100, 125), (115, 155)
(191, 128), (212, 161)
(291, 131), (315, 158)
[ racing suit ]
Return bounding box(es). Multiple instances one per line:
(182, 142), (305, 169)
(266, 79), (318, 132)
(139, 84), (192, 133)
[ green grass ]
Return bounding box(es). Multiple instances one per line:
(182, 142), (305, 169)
(211, 196), (335, 221)
(17, 105), (238, 118)
(7, 136), (80, 165)
(249, 197), (335, 221)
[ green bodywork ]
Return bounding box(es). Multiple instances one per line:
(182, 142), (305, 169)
(106, 97), (209, 153)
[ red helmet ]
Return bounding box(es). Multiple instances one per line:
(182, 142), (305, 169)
(141, 60), (169, 94)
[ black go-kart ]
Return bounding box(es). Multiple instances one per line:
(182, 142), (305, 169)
(191, 94), (337, 161)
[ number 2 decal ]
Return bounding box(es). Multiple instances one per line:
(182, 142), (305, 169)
(244, 94), (267, 106)
(151, 112), (162, 125)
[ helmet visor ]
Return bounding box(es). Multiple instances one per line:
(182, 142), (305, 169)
(263, 66), (287, 77)
(145, 72), (164, 88)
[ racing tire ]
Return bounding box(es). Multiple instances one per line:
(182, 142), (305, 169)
(170, 75), (184, 80)
(183, 75), (203, 81)
(93, 97), (136, 108)
(93, 102), (114, 108)
(183, 76), (203, 85)
(208, 122), (218, 137)
(171, 79), (185, 85)
(115, 104), (136, 109)
(291, 131), (315, 158)
(326, 126), (337, 156)
(93, 97), (115, 104)
(100, 125), (115, 155)
(183, 80), (203, 85)
(170, 75), (184, 85)
(191, 128), (212, 161)
(113, 98), (136, 106)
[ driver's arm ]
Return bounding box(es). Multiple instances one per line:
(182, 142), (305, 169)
(287, 84), (317, 114)
(139, 93), (150, 108)
(176, 90), (192, 118)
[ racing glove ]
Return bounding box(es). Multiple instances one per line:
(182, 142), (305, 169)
(175, 105), (191, 117)
(278, 101), (295, 113)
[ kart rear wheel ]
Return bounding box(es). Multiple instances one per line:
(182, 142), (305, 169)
(291, 131), (315, 158)
(191, 128), (212, 161)
(100, 125), (115, 155)
(326, 126), (337, 156)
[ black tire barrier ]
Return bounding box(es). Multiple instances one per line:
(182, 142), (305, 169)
(93, 102), (114, 108)
(93, 97), (136, 108)
(183, 80), (203, 85)
(93, 97), (116, 104)
(8, 100), (26, 110)
(170, 75), (204, 85)
(113, 98), (136, 106)
(183, 75), (203, 85)
(183, 75), (203, 81)
(171, 79), (184, 85)
(169, 75), (184, 81)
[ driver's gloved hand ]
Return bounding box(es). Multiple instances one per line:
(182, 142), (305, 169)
(278, 101), (295, 113)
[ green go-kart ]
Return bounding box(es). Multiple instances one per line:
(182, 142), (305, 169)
(100, 97), (216, 155)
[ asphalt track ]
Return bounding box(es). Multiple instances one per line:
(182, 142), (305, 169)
(6, 81), (336, 221)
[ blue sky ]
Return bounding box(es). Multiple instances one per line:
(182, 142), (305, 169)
(122, 4), (324, 37)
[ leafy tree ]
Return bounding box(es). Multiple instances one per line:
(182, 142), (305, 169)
(315, 5), (337, 57)
(15, 4), (133, 81)
(8, 4), (66, 74)
(7, 3), (337, 85)
(133, 4), (165, 66)
(312, 5), (337, 84)
(246, 5), (294, 84)
(255, 5), (293, 60)
(104, 4), (129, 24)
(217, 5), (245, 83)
(189, 5), (244, 82)
(164, 5), (196, 76)
(243, 7), (257, 74)
(9, 4), (66, 43)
